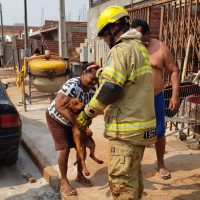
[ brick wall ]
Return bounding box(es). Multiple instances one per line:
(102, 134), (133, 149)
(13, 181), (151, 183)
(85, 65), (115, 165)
(36, 40), (59, 54)
(69, 32), (87, 52)
(2, 25), (40, 37)
(127, 4), (161, 39)
(15, 20), (87, 58)
(16, 32), (86, 56)
(16, 39), (25, 50)
(149, 6), (161, 39)
(44, 20), (87, 29)
(16, 39), (59, 55)
(43, 20), (58, 29)
(16, 33), (86, 56)
(43, 20), (87, 54)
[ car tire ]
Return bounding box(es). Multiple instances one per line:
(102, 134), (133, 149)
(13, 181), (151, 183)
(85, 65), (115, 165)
(4, 149), (19, 165)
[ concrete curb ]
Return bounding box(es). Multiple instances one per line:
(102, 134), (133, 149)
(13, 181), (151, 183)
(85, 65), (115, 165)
(21, 133), (60, 191)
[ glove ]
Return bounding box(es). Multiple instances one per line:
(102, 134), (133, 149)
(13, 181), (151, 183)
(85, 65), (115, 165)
(76, 111), (91, 128)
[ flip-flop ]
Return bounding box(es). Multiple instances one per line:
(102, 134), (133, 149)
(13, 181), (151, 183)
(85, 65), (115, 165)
(75, 177), (93, 187)
(60, 186), (77, 197)
(157, 168), (171, 180)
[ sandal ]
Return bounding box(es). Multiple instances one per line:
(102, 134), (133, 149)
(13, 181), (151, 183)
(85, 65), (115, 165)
(157, 168), (171, 180)
(75, 176), (93, 187)
(60, 186), (77, 197)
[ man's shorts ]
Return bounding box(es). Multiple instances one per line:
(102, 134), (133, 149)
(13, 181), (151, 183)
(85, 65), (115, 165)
(46, 111), (75, 150)
(154, 91), (166, 137)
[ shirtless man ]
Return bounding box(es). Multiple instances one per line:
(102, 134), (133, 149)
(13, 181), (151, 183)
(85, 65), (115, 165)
(131, 19), (180, 179)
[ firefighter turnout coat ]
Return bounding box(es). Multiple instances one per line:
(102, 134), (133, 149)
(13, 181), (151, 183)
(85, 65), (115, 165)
(86, 28), (156, 145)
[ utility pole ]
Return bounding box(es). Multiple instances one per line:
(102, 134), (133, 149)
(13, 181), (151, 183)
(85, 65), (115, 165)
(23, 0), (28, 111)
(0, 3), (3, 43)
(24, 0), (29, 57)
(59, 0), (67, 57)
(0, 3), (4, 67)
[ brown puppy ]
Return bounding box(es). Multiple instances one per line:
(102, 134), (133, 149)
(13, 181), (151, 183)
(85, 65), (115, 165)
(67, 98), (103, 176)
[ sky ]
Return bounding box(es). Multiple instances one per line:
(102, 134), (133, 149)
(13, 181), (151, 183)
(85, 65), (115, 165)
(0, 0), (89, 26)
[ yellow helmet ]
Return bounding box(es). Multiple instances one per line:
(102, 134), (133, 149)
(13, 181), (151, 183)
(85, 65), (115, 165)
(96, 6), (130, 37)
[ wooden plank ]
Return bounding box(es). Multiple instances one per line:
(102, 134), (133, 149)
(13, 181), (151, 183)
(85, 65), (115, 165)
(187, 0), (192, 37)
(159, 6), (165, 40)
(182, 0), (187, 62)
(176, 0), (182, 63)
(181, 34), (192, 82)
(170, 1), (176, 51)
(139, 8), (142, 18)
(168, 2), (172, 50)
(147, 7), (150, 23)
(166, 3), (170, 46)
(188, 0), (194, 72)
(195, 46), (200, 62)
(192, 70), (200, 83)
(191, 0), (199, 69)
(127, 0), (197, 11)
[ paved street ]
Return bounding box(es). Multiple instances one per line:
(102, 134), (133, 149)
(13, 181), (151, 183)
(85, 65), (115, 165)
(0, 69), (200, 200)
(0, 0), (199, 199)
(0, 147), (59, 200)
(7, 83), (200, 200)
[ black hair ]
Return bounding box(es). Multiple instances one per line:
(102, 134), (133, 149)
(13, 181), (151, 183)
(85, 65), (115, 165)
(114, 17), (130, 34)
(98, 16), (130, 37)
(34, 48), (40, 54)
(81, 62), (100, 74)
(131, 18), (150, 34)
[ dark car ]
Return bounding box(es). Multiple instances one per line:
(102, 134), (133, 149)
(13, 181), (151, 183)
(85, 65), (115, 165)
(0, 80), (22, 165)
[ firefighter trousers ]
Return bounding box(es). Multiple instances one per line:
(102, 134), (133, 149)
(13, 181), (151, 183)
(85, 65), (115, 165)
(108, 139), (145, 200)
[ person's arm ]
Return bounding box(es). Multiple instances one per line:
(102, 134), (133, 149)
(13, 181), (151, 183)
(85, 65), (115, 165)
(77, 46), (128, 127)
(163, 43), (180, 111)
(55, 92), (76, 125)
(55, 80), (82, 128)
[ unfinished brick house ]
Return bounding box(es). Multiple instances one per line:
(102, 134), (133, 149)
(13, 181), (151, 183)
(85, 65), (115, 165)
(25, 20), (87, 57)
(1, 20), (87, 67)
(2, 24), (39, 41)
(0, 24), (40, 66)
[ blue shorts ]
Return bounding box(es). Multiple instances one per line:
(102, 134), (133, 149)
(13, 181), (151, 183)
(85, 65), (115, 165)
(154, 91), (166, 136)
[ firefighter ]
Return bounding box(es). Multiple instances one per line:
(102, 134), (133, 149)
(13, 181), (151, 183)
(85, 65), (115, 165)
(77, 6), (157, 200)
